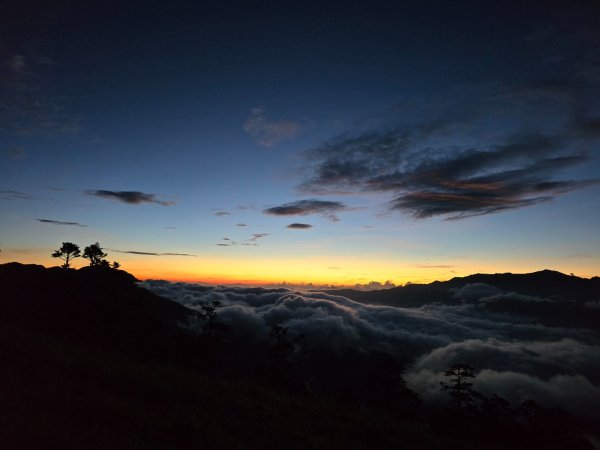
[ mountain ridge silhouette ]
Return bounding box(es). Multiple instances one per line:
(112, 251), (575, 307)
(322, 269), (600, 308)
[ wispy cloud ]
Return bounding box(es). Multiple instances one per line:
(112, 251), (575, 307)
(86, 190), (175, 206)
(415, 264), (456, 269)
(108, 248), (196, 257)
(214, 211), (230, 217)
(287, 223), (313, 229)
(0, 190), (33, 200)
(243, 107), (299, 147)
(216, 233), (270, 247)
(264, 199), (353, 222)
(236, 223), (247, 227)
(36, 219), (86, 227)
(299, 82), (599, 220)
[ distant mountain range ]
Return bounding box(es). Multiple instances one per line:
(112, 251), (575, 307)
(322, 269), (600, 308)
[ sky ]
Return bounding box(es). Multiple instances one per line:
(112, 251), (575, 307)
(1, 1), (600, 285)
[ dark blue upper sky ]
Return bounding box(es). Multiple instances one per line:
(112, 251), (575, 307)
(2, 1), (599, 283)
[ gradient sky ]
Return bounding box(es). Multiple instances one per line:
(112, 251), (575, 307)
(2, 1), (600, 285)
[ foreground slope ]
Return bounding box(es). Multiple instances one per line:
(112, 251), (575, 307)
(0, 263), (435, 450)
(0, 263), (595, 450)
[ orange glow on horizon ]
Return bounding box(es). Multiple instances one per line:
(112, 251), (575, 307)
(3, 249), (599, 288)
(85, 259), (600, 287)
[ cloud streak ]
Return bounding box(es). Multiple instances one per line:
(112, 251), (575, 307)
(264, 199), (353, 222)
(0, 190), (33, 200)
(243, 107), (299, 147)
(108, 248), (196, 257)
(86, 190), (175, 206)
(36, 219), (86, 227)
(415, 264), (456, 269)
(287, 223), (313, 229)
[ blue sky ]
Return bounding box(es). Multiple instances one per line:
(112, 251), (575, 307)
(2, 1), (599, 284)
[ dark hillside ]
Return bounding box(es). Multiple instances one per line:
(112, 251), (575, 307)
(322, 270), (600, 307)
(0, 262), (196, 365)
(0, 263), (595, 450)
(0, 263), (435, 449)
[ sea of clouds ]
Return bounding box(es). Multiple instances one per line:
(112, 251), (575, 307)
(141, 280), (600, 416)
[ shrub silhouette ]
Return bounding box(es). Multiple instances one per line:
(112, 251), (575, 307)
(52, 242), (81, 269)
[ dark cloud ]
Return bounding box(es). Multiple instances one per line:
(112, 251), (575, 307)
(108, 248), (196, 257)
(36, 219), (86, 227)
(302, 131), (598, 220)
(214, 211), (230, 217)
(86, 190), (174, 206)
(0, 190), (32, 200)
(243, 107), (299, 147)
(163, 226), (176, 230)
(264, 199), (352, 222)
(287, 223), (313, 229)
(236, 223), (247, 227)
(141, 279), (600, 416)
(299, 80), (600, 220)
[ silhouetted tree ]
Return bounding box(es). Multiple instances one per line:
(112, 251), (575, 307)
(112, 261), (121, 269)
(269, 325), (304, 366)
(440, 363), (480, 411)
(199, 300), (222, 336)
(83, 242), (108, 266)
(52, 242), (81, 269)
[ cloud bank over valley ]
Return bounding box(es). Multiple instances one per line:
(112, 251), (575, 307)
(141, 278), (600, 417)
